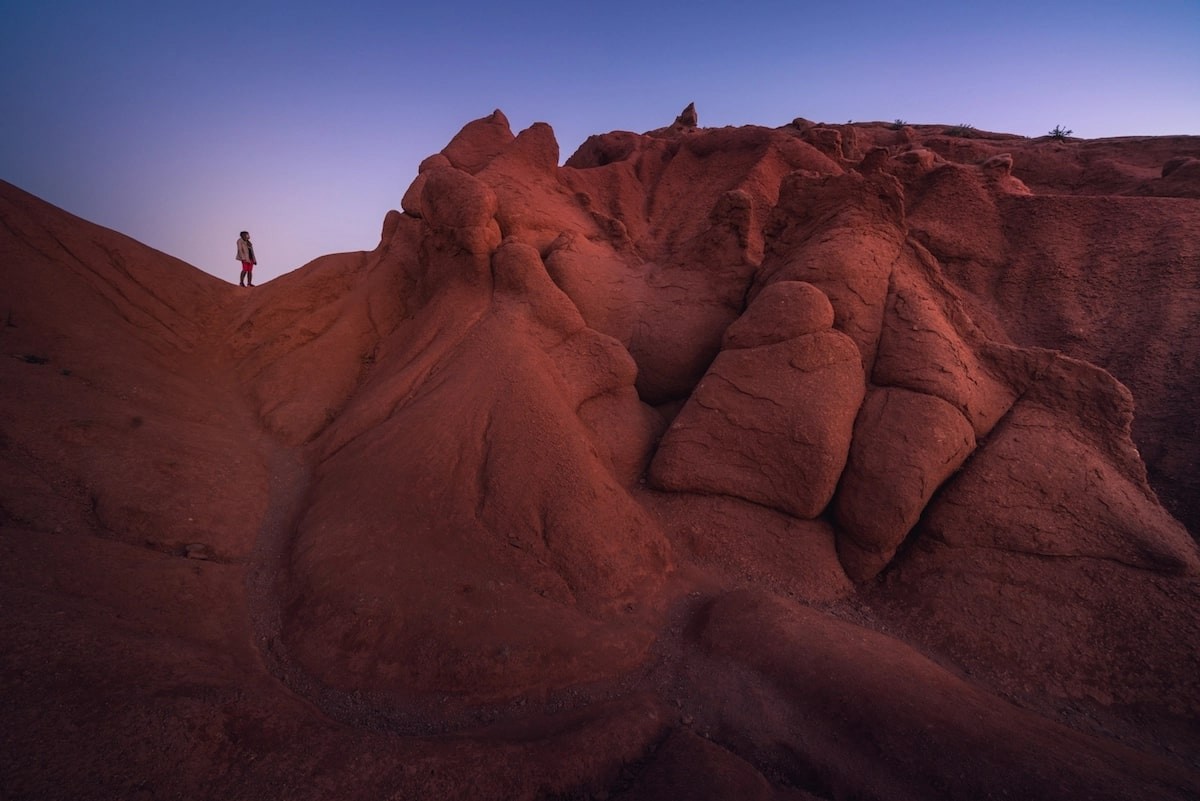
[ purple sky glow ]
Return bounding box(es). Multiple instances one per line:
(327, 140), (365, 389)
(3, 0), (1198, 283)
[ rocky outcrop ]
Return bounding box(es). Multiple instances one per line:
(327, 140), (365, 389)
(2, 112), (1199, 801)
(674, 101), (698, 129)
(651, 281), (864, 518)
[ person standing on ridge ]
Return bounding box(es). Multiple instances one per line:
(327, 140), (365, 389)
(236, 231), (257, 286)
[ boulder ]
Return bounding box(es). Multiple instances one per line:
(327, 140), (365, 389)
(834, 387), (976, 581)
(651, 320), (864, 518)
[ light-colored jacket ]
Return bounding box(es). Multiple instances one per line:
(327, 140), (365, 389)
(236, 237), (255, 263)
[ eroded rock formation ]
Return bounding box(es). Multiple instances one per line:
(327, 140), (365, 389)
(2, 107), (1199, 800)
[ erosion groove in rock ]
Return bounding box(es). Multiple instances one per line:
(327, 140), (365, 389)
(2, 108), (1199, 800)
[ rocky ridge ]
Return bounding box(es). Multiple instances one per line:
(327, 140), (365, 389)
(1, 106), (1199, 800)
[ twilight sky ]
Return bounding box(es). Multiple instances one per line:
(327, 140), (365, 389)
(3, 0), (1198, 284)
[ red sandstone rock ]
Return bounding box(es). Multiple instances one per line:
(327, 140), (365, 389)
(756, 171), (906, 369)
(693, 589), (1200, 801)
(440, 108), (514, 174)
(871, 246), (1017, 435)
(834, 386), (976, 582)
(3, 112), (1200, 801)
(650, 293), (864, 518)
(721, 280), (834, 347)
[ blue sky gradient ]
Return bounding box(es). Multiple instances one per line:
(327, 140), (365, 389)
(3, 1), (1198, 282)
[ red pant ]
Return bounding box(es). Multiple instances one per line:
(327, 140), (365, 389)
(240, 261), (254, 273)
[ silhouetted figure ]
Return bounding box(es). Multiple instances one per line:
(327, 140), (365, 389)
(237, 231), (256, 286)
